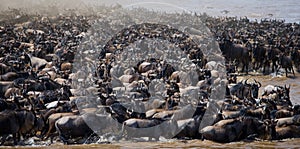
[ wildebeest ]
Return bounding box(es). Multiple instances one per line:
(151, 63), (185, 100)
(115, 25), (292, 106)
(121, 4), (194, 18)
(0, 81), (15, 98)
(228, 79), (261, 100)
(219, 39), (251, 73)
(275, 114), (300, 127)
(244, 79), (261, 99)
(175, 115), (202, 139)
(55, 112), (113, 144)
(291, 49), (300, 72)
(0, 110), (36, 145)
(200, 117), (276, 142)
(122, 117), (178, 141)
(0, 63), (11, 75)
(55, 114), (93, 144)
(4, 87), (22, 98)
(281, 85), (292, 106)
(262, 85), (284, 96)
(273, 109), (293, 119)
(243, 106), (271, 120)
(252, 43), (268, 73)
(23, 78), (61, 92)
(227, 73), (237, 84)
(0, 72), (29, 81)
(276, 53), (295, 77)
(200, 118), (243, 142)
(275, 125), (300, 140)
(43, 112), (78, 142)
(266, 47), (281, 73)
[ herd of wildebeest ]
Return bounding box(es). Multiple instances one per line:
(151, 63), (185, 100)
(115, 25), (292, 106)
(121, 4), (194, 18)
(0, 7), (300, 146)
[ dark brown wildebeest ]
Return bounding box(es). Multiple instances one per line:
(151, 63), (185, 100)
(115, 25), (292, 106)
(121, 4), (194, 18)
(0, 110), (36, 145)
(0, 110), (21, 145)
(23, 78), (61, 92)
(243, 106), (271, 120)
(0, 81), (15, 98)
(280, 85), (292, 107)
(275, 125), (300, 140)
(55, 114), (93, 144)
(175, 115), (202, 139)
(244, 79), (262, 99)
(274, 109), (293, 119)
(122, 118), (161, 141)
(0, 63), (11, 75)
(291, 49), (300, 72)
(275, 114), (300, 127)
(122, 117), (178, 141)
(252, 43), (268, 73)
(227, 73), (237, 84)
(0, 72), (29, 81)
(276, 53), (295, 77)
(200, 117), (276, 142)
(43, 112), (78, 142)
(219, 39), (251, 74)
(55, 113), (111, 144)
(200, 118), (243, 142)
(266, 47), (281, 73)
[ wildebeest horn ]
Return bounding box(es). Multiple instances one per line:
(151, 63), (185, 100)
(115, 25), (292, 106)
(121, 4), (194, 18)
(254, 79), (261, 87)
(285, 84), (290, 89)
(245, 78), (250, 86)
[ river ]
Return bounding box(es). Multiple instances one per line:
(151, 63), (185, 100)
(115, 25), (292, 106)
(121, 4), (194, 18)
(2, 138), (300, 149)
(84, 0), (300, 23)
(1, 0), (300, 23)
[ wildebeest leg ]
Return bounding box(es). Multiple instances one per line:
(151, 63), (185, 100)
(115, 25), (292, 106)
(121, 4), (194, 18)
(276, 65), (281, 76)
(0, 135), (8, 145)
(43, 125), (54, 141)
(241, 62), (245, 73)
(245, 62), (249, 74)
(291, 67), (295, 77)
(272, 60), (277, 73)
(48, 132), (58, 143)
(262, 60), (268, 74)
(285, 68), (288, 77)
(55, 123), (69, 144)
(13, 133), (18, 145)
(251, 61), (256, 71)
(59, 134), (69, 144)
(259, 62), (263, 71)
(234, 60), (240, 73)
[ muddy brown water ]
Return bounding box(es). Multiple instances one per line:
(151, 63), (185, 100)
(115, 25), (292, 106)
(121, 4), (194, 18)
(2, 139), (300, 149)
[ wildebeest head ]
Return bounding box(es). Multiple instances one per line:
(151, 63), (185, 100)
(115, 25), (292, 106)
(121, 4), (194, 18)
(240, 116), (276, 140)
(282, 84), (292, 106)
(244, 79), (261, 99)
(198, 69), (212, 81)
(283, 84), (290, 99)
(227, 74), (237, 84)
(16, 110), (36, 135)
(263, 119), (278, 140)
